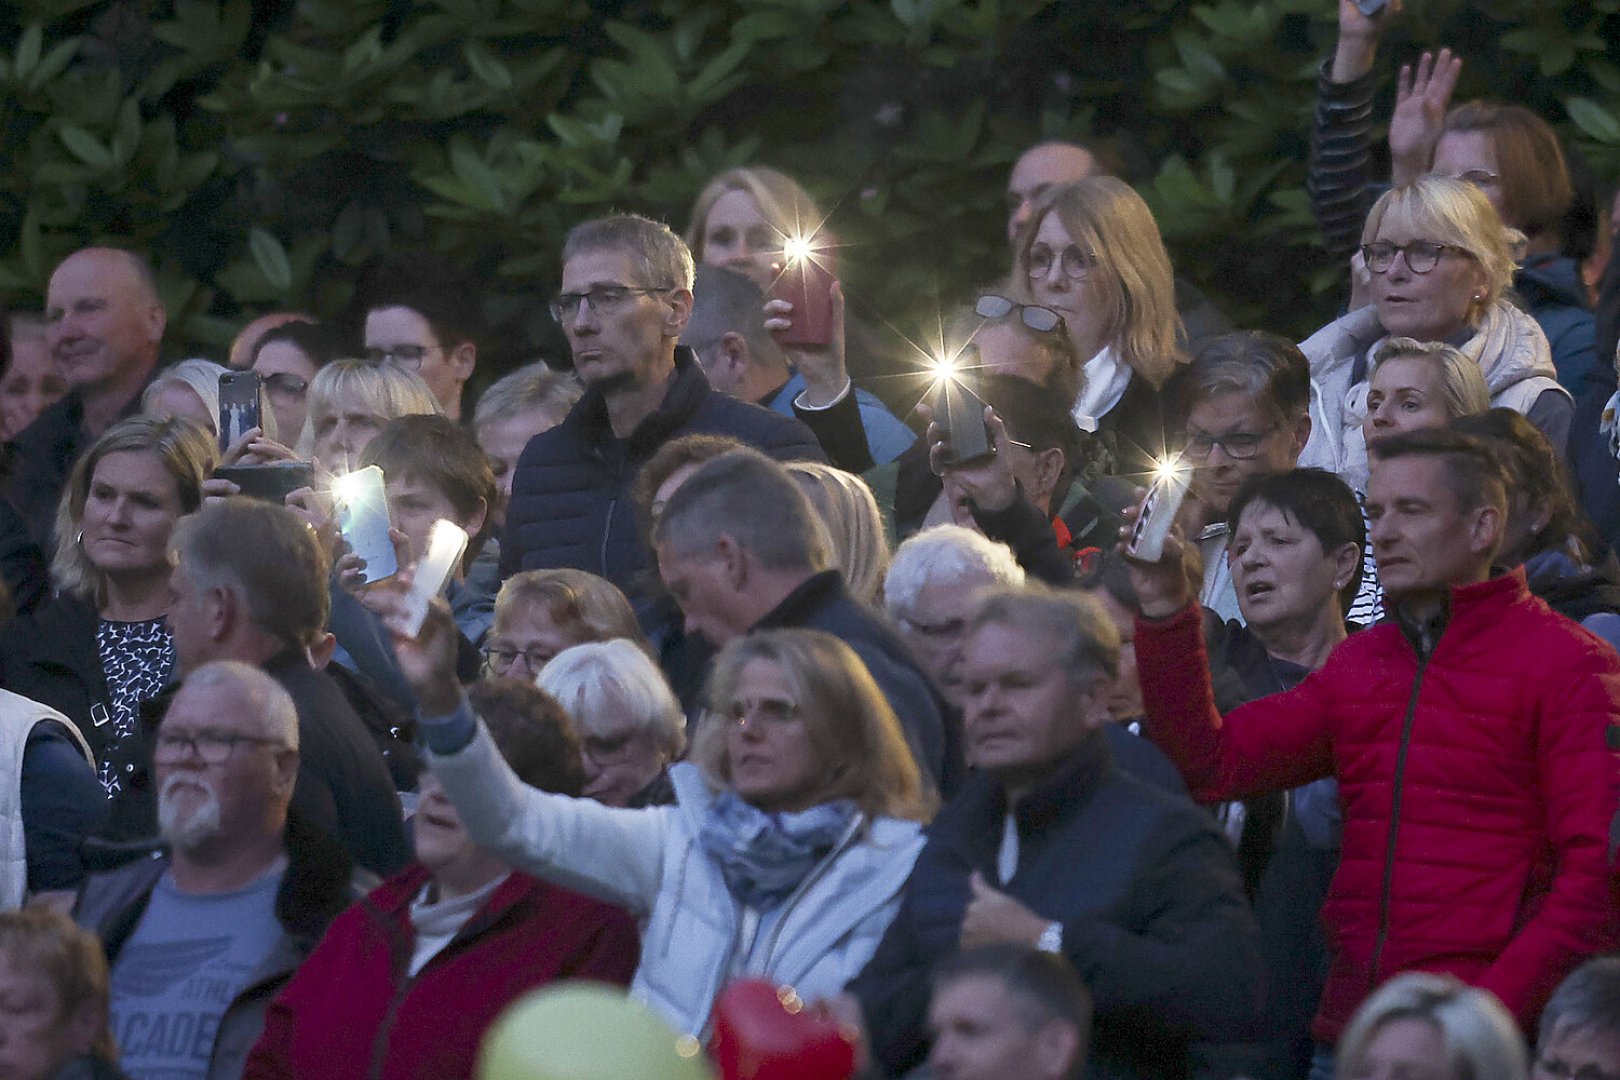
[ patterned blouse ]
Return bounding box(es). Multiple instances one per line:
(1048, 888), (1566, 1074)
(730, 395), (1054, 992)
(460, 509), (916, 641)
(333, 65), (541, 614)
(96, 616), (174, 795)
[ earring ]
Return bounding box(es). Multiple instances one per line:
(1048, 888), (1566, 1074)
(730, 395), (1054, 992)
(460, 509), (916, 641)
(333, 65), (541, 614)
(74, 530), (83, 545)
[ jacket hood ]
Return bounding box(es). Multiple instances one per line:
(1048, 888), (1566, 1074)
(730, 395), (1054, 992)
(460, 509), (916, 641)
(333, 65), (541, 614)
(1516, 255), (1590, 311)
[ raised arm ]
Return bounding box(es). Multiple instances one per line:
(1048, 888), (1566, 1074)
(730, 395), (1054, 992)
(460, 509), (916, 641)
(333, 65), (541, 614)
(1308, 0), (1395, 262)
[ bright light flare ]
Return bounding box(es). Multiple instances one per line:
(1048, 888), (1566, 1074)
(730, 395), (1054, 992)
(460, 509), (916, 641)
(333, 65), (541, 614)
(329, 469), (366, 503)
(782, 233), (817, 264)
(1150, 454), (1188, 486)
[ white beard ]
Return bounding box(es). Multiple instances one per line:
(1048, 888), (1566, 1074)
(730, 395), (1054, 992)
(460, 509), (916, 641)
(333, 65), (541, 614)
(157, 774), (223, 851)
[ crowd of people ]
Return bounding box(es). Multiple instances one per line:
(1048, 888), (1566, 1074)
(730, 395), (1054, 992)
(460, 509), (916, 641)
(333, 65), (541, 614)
(1, 5), (1620, 1080)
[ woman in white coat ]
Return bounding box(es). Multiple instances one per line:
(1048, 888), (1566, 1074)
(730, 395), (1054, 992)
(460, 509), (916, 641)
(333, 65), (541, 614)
(371, 592), (936, 1040)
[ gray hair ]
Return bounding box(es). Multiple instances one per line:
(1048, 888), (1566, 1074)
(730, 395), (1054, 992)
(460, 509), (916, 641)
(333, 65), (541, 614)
(1537, 956), (1620, 1047)
(1336, 972), (1527, 1080)
(969, 584), (1120, 682)
(537, 640), (686, 757)
(885, 525), (1024, 617)
(179, 660), (299, 749)
(683, 264), (788, 374)
(142, 358), (232, 436)
(563, 213), (696, 293)
(473, 362), (582, 433)
(653, 448), (830, 573)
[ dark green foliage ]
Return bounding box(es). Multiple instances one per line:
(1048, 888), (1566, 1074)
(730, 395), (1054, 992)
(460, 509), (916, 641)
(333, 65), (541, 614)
(1, 0), (1617, 371)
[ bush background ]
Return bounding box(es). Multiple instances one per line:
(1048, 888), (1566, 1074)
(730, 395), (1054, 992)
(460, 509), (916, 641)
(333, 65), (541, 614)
(2, 0), (1618, 382)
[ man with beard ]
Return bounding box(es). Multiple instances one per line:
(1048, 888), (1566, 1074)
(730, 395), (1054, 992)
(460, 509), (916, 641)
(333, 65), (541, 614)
(500, 213), (823, 604)
(74, 662), (361, 1080)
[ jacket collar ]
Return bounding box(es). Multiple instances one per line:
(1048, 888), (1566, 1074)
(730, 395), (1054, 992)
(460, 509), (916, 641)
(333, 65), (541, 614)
(946, 730), (1114, 840)
(571, 346), (713, 459)
(750, 569), (846, 632)
(1387, 567), (1529, 653)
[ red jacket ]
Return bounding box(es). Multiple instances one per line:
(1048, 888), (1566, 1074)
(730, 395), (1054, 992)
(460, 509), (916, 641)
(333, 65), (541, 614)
(243, 864), (640, 1080)
(1136, 570), (1620, 1043)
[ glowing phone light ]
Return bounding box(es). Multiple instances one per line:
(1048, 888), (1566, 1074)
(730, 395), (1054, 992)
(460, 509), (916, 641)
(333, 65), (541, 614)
(782, 234), (816, 264)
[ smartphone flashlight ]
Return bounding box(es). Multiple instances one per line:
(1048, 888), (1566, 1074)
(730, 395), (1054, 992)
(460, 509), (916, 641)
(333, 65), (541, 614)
(1125, 455), (1191, 562)
(332, 465), (398, 585)
(400, 519), (469, 638)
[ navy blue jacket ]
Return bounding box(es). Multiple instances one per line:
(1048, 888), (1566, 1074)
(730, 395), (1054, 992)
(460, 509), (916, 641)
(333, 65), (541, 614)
(1517, 254), (1597, 392)
(851, 735), (1262, 1080)
(753, 570), (961, 797)
(502, 348), (824, 603)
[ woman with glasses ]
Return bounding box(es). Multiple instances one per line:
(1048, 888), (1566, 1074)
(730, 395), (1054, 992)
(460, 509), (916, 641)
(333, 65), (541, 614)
(1301, 177), (1568, 494)
(538, 639), (684, 808)
(251, 320), (344, 445)
(1012, 176), (1188, 480)
(388, 604), (934, 1041)
(483, 568), (645, 681)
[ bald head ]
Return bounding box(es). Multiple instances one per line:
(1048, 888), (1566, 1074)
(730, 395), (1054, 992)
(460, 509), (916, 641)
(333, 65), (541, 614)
(45, 247), (165, 395)
(1007, 142), (1098, 245)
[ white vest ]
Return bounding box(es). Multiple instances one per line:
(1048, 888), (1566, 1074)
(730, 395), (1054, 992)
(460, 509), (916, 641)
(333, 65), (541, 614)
(0, 689), (94, 909)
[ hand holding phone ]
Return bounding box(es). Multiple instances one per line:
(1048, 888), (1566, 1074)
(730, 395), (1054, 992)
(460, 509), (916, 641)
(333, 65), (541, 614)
(217, 372), (265, 455)
(769, 242), (836, 348)
(332, 466), (398, 584)
(930, 352), (992, 466)
(1124, 456), (1190, 562)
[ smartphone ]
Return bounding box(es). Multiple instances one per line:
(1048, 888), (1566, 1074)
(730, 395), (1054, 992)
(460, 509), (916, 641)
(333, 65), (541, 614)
(1125, 456), (1191, 562)
(771, 252), (836, 348)
(932, 357), (992, 466)
(400, 520), (470, 637)
(332, 465), (398, 584)
(213, 462), (314, 504)
(217, 371), (264, 454)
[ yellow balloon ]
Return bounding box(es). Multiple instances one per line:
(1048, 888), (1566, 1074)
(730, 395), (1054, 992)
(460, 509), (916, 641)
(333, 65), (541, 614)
(478, 983), (715, 1080)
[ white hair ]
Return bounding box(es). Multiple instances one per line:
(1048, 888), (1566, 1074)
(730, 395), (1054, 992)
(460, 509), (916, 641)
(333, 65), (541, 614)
(884, 525), (1026, 617)
(537, 640), (686, 757)
(181, 660), (299, 750)
(142, 358), (231, 435)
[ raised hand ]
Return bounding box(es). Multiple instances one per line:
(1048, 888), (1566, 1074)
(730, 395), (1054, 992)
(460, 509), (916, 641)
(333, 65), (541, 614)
(1331, 0), (1401, 83)
(765, 280), (848, 406)
(1389, 48), (1462, 187)
(1118, 488), (1196, 619)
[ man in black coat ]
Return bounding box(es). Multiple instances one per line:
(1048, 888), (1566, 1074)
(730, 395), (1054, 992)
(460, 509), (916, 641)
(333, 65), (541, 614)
(147, 498), (410, 876)
(653, 447), (959, 795)
(843, 585), (1261, 1080)
(501, 213), (823, 606)
(3, 248), (164, 547)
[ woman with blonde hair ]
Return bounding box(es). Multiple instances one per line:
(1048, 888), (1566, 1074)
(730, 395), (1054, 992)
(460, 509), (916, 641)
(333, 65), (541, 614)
(1012, 176), (1187, 478)
(785, 461), (890, 604)
(685, 167), (826, 291)
(0, 416), (215, 798)
(482, 568), (647, 682)
(388, 598), (934, 1042)
(296, 358), (441, 470)
(141, 358), (238, 437)
(1334, 971), (1527, 1080)
(1301, 177), (1568, 492)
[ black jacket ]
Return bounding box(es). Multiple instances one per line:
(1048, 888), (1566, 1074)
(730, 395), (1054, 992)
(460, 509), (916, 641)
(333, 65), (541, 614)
(753, 570), (961, 797)
(74, 811), (365, 1080)
(0, 496), (46, 616)
(501, 348), (825, 604)
(100, 649), (411, 877)
(850, 734), (1262, 1080)
(1, 389), (146, 550)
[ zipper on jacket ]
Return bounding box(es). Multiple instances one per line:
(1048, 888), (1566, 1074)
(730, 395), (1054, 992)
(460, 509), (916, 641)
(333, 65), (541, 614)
(1367, 647), (1431, 989)
(600, 496), (618, 578)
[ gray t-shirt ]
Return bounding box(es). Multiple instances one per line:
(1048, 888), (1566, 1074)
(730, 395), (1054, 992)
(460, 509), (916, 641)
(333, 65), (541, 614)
(109, 863), (286, 1079)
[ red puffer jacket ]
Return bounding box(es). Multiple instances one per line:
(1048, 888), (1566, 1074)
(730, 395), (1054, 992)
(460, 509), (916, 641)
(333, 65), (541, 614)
(243, 865), (640, 1080)
(1136, 569), (1620, 1043)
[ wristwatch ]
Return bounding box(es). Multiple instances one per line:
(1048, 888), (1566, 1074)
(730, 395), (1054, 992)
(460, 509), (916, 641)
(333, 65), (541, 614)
(1037, 921), (1064, 954)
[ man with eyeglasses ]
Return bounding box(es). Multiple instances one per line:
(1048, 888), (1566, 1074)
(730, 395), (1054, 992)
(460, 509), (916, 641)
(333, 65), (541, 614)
(501, 213), (823, 604)
(1174, 331), (1315, 624)
(359, 259), (481, 420)
(74, 660), (366, 1080)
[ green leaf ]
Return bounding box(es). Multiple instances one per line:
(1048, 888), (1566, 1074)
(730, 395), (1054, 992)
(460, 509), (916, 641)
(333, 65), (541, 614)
(28, 38), (78, 91)
(464, 41), (514, 91)
(248, 228), (294, 293)
(14, 24), (42, 80)
(57, 124), (114, 169)
(1568, 97), (1620, 144)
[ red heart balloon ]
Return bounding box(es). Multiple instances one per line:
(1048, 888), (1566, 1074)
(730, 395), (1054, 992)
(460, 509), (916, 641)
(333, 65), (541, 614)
(709, 979), (859, 1080)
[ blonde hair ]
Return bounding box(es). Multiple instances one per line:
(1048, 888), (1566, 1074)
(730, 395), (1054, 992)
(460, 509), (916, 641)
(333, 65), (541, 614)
(1362, 177), (1518, 311)
(493, 568), (647, 653)
(1336, 972), (1527, 1080)
(785, 461), (890, 604)
(691, 629), (936, 821)
(538, 639), (686, 756)
(1013, 177), (1186, 389)
(0, 906), (115, 1061)
(142, 358), (247, 437)
(295, 358), (441, 458)
(1370, 338), (1492, 421)
(685, 167), (830, 263)
(52, 415), (217, 605)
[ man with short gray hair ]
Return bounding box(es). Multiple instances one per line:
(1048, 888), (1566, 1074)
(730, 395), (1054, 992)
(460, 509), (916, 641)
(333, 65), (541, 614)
(848, 584), (1261, 1080)
(75, 660), (362, 1080)
(502, 214), (823, 602)
(654, 447), (954, 790)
